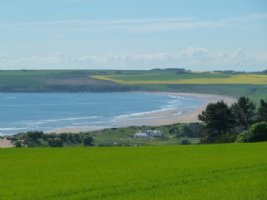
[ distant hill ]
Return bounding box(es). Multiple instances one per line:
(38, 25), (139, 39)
(0, 69), (267, 102)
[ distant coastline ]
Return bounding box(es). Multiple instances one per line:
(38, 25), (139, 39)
(45, 92), (237, 134)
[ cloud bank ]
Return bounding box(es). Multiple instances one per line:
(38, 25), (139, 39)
(1, 48), (266, 71)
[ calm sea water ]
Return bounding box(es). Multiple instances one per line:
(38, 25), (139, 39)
(0, 93), (204, 135)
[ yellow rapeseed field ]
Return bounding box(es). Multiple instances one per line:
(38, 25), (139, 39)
(91, 74), (267, 85)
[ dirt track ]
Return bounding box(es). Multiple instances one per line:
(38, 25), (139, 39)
(35, 77), (119, 85)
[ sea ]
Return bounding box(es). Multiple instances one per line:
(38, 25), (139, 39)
(0, 93), (204, 136)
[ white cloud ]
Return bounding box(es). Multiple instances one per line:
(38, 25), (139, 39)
(1, 13), (266, 34)
(233, 13), (267, 22)
(1, 48), (267, 71)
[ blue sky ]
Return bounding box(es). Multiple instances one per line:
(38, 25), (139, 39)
(0, 0), (267, 71)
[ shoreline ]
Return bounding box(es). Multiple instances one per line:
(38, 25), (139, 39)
(0, 92), (237, 147)
(44, 92), (237, 134)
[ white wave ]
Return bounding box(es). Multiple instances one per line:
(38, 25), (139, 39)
(0, 127), (31, 131)
(166, 95), (187, 99)
(27, 116), (99, 124)
(113, 107), (176, 120)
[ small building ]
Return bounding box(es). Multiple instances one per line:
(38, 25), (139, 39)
(133, 130), (163, 138)
(133, 132), (150, 138)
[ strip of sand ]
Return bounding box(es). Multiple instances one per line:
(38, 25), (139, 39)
(45, 127), (108, 134)
(117, 92), (237, 126)
(0, 137), (15, 148)
(45, 92), (237, 134)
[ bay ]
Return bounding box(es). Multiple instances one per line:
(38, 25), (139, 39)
(0, 93), (204, 135)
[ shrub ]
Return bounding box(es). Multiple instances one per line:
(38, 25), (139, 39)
(250, 122), (267, 142)
(68, 134), (75, 143)
(236, 131), (250, 143)
(214, 133), (237, 143)
(73, 134), (81, 143)
(15, 141), (22, 147)
(48, 138), (63, 147)
(181, 139), (191, 145)
(47, 138), (54, 146)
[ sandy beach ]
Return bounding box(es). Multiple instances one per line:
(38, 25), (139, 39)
(116, 92), (237, 126)
(0, 137), (15, 148)
(45, 92), (237, 134)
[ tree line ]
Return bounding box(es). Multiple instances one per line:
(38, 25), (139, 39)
(13, 131), (93, 147)
(198, 97), (267, 143)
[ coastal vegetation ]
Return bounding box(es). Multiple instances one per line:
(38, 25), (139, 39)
(1, 143), (267, 199)
(198, 97), (267, 144)
(8, 131), (94, 147)
(6, 123), (203, 147)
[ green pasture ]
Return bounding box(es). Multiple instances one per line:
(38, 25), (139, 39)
(1, 143), (267, 200)
(0, 70), (86, 86)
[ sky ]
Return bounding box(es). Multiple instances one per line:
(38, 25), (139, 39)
(0, 0), (267, 71)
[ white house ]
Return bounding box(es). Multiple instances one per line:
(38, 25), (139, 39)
(133, 130), (163, 138)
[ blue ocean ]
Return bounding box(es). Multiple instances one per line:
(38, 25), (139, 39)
(0, 93), (204, 135)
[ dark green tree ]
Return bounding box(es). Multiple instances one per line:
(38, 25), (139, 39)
(182, 125), (194, 138)
(27, 131), (43, 140)
(198, 101), (236, 142)
(59, 133), (68, 142)
(54, 138), (63, 147)
(258, 99), (267, 122)
(83, 135), (93, 145)
(169, 127), (178, 134)
(188, 123), (203, 138)
(231, 96), (256, 130)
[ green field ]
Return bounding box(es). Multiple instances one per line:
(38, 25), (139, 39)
(1, 143), (267, 199)
(0, 70), (86, 86)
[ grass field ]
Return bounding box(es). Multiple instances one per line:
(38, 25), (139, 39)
(0, 70), (86, 86)
(1, 143), (267, 199)
(90, 124), (200, 146)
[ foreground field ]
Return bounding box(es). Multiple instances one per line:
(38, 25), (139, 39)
(1, 143), (267, 199)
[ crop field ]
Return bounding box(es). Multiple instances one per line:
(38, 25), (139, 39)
(91, 73), (267, 85)
(1, 143), (267, 200)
